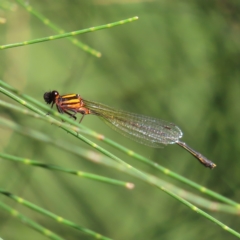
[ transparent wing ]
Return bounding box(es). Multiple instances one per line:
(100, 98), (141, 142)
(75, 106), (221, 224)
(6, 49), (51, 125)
(83, 99), (183, 148)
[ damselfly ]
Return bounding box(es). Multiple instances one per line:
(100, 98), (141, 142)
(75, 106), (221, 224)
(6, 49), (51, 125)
(44, 90), (216, 169)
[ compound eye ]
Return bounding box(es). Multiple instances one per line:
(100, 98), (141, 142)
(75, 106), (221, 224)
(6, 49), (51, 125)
(52, 90), (59, 97)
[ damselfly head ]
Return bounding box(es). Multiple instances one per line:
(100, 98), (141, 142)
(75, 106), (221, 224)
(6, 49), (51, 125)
(43, 90), (59, 104)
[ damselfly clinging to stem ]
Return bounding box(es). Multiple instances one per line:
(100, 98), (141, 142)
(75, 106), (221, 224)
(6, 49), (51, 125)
(44, 90), (216, 169)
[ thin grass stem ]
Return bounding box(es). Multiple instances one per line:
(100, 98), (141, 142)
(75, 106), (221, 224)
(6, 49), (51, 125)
(0, 201), (64, 240)
(0, 190), (112, 240)
(16, 0), (101, 57)
(0, 16), (138, 52)
(0, 152), (134, 189)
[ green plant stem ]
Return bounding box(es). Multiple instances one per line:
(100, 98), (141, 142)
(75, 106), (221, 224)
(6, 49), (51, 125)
(0, 152), (134, 189)
(0, 16), (138, 51)
(0, 201), (65, 240)
(0, 189), (112, 240)
(0, 119), (239, 215)
(16, 0), (101, 57)
(2, 116), (240, 214)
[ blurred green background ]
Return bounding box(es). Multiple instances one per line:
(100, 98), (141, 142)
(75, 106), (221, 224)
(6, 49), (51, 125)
(0, 0), (240, 239)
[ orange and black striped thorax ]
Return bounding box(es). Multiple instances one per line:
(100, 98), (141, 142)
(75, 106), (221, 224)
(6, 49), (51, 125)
(57, 93), (82, 109)
(43, 90), (91, 120)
